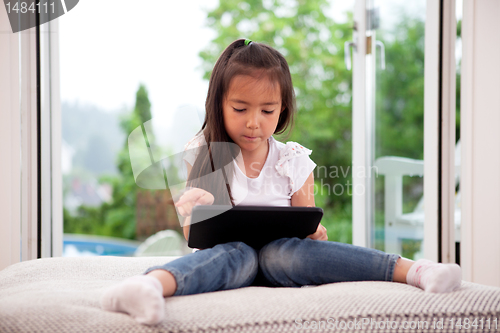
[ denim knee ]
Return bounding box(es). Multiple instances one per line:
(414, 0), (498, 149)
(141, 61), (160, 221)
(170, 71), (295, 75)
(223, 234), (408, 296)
(218, 242), (259, 288)
(259, 238), (300, 287)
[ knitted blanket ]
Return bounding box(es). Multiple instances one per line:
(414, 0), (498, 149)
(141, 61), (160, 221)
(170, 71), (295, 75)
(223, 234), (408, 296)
(1, 256), (499, 332)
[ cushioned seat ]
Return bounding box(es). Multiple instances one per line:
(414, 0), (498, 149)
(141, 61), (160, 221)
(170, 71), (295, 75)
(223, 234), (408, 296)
(1, 256), (499, 332)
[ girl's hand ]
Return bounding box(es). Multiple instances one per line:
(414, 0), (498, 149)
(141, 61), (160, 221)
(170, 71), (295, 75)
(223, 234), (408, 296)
(305, 205), (328, 241)
(307, 223), (328, 241)
(175, 188), (214, 217)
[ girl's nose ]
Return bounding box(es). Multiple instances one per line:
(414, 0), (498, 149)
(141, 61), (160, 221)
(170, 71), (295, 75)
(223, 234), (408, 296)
(246, 112), (259, 129)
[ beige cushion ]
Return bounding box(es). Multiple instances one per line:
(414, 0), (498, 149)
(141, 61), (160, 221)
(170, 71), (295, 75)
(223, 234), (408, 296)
(1, 256), (499, 332)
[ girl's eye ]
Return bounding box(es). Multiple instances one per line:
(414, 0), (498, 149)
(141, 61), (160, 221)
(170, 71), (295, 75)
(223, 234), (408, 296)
(232, 108), (274, 114)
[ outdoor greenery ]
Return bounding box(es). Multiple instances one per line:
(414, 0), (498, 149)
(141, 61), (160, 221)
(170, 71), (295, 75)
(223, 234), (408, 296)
(198, 0), (451, 246)
(199, 0), (355, 242)
(64, 85), (154, 239)
(64, 1), (461, 254)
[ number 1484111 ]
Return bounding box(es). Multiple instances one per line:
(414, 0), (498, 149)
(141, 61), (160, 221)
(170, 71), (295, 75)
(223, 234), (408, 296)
(448, 318), (497, 330)
(5, 2), (55, 14)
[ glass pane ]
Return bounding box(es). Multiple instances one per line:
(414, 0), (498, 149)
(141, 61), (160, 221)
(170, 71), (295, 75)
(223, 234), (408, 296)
(59, 0), (357, 256)
(315, 0), (355, 244)
(455, 1), (462, 265)
(195, 0), (355, 245)
(372, 0), (426, 259)
(59, 1), (212, 257)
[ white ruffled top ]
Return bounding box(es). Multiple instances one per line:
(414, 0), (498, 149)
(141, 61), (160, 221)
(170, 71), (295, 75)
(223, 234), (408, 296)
(275, 141), (313, 194)
(182, 133), (316, 206)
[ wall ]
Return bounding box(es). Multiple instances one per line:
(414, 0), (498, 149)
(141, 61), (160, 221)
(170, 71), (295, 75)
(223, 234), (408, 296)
(0, 8), (21, 270)
(461, 0), (500, 287)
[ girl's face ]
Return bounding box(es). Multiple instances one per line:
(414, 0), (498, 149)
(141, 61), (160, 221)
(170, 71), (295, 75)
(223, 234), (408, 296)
(223, 73), (282, 156)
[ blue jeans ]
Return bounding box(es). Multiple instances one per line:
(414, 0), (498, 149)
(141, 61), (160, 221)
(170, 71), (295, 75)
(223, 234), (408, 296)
(144, 238), (399, 296)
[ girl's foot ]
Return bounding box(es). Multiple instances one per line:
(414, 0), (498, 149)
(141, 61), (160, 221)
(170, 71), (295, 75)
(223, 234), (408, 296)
(406, 259), (462, 293)
(101, 275), (165, 325)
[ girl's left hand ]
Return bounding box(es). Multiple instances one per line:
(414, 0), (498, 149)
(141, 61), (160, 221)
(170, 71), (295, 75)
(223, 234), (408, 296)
(307, 223), (328, 241)
(305, 205), (328, 241)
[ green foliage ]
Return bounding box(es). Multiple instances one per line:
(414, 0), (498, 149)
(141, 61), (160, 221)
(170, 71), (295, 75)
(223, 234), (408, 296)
(375, 16), (461, 216)
(199, 1), (448, 246)
(64, 3), (460, 248)
(199, 0), (354, 213)
(64, 84), (153, 240)
(314, 179), (352, 243)
(376, 17), (425, 160)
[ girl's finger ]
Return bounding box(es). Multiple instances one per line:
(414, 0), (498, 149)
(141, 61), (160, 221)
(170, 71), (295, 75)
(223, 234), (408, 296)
(175, 189), (214, 217)
(196, 191), (214, 206)
(307, 229), (321, 240)
(175, 188), (205, 206)
(177, 205), (186, 217)
(175, 193), (196, 206)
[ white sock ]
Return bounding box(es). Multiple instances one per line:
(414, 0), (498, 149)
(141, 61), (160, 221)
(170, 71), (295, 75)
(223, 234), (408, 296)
(406, 259), (462, 293)
(101, 275), (165, 325)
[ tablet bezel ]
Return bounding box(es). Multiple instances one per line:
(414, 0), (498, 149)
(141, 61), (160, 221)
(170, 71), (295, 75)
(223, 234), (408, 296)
(188, 205), (324, 249)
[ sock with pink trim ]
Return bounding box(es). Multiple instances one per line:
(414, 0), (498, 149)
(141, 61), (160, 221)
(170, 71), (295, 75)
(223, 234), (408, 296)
(406, 259), (462, 293)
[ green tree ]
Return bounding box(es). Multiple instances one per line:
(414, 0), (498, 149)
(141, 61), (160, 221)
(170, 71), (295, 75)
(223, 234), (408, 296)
(64, 84), (154, 240)
(199, 0), (355, 242)
(375, 16), (461, 214)
(373, 17), (427, 230)
(199, 1), (442, 245)
(376, 17), (426, 160)
(101, 84), (154, 239)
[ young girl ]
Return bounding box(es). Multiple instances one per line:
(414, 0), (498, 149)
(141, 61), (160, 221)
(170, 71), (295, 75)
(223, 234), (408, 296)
(101, 39), (462, 325)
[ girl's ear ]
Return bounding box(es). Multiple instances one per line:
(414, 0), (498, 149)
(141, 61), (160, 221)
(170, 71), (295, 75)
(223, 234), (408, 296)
(281, 105), (286, 113)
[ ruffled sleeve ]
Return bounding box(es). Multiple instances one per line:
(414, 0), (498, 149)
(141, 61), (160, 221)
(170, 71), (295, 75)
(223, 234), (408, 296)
(275, 141), (316, 196)
(182, 132), (206, 167)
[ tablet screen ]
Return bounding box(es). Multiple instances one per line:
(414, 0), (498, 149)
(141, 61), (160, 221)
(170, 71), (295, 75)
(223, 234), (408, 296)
(188, 205), (323, 249)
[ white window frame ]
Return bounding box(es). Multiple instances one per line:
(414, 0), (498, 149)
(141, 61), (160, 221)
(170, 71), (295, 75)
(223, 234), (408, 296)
(0, 18), (38, 269)
(351, 0), (369, 247)
(460, 0), (500, 287)
(40, 19), (63, 258)
(19, 23), (40, 262)
(351, 0), (458, 263)
(0, 12), (23, 270)
(423, 0), (457, 263)
(0, 12), (62, 271)
(438, 0), (457, 264)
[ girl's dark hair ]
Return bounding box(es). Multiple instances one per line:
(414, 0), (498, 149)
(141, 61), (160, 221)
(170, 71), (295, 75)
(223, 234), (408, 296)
(186, 39), (295, 207)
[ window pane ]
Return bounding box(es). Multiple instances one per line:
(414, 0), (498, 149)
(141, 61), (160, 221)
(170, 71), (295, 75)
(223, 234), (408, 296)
(373, 0), (426, 259)
(59, 1), (214, 256)
(59, 0), (356, 255)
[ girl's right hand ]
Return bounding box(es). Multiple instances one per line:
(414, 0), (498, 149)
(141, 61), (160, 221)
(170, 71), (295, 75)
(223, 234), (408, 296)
(174, 188), (214, 217)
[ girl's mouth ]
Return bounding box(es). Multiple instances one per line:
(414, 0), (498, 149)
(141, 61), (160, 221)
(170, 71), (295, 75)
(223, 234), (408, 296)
(244, 136), (257, 141)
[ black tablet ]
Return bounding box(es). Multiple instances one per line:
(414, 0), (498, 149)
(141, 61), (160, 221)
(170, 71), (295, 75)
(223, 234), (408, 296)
(188, 205), (324, 250)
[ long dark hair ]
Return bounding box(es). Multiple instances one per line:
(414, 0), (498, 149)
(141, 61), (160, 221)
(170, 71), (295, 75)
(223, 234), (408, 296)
(187, 39), (296, 206)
